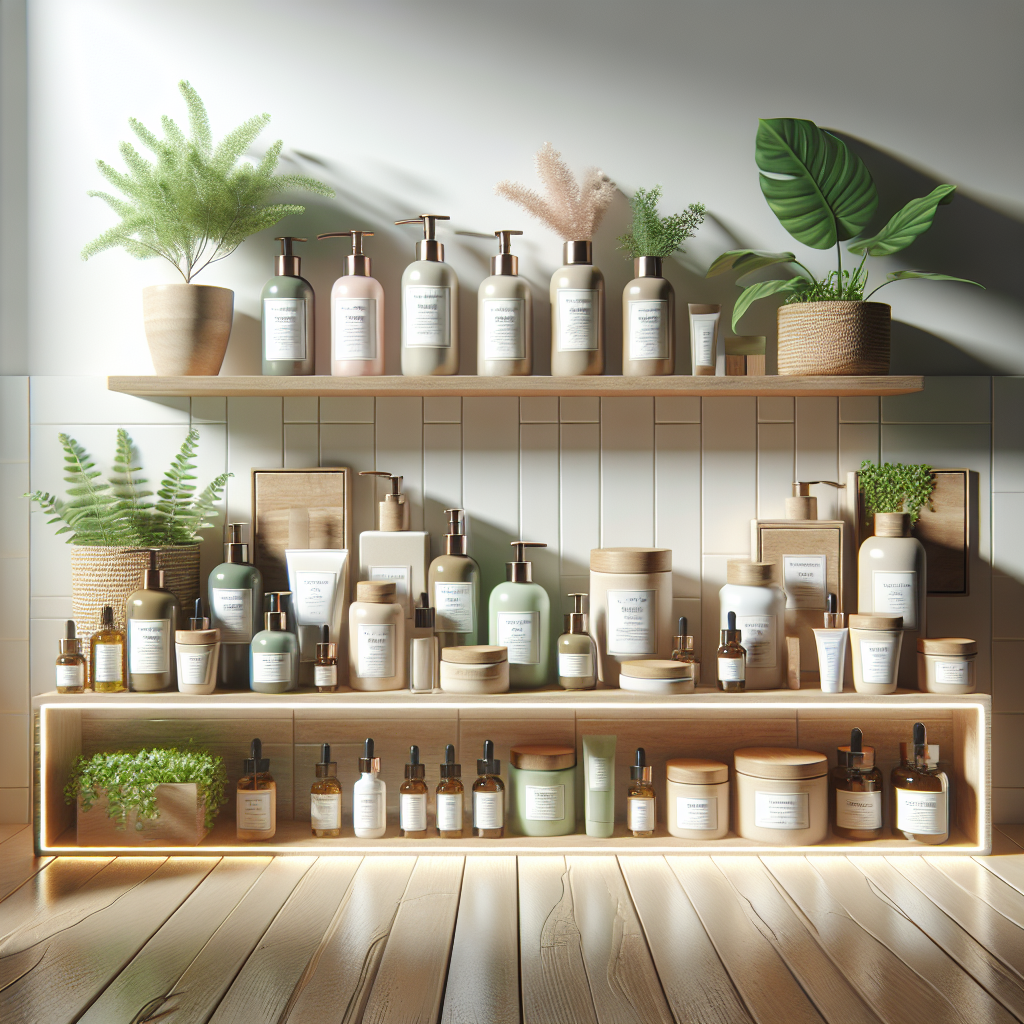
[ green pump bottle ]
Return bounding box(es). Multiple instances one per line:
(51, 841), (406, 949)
(488, 541), (551, 688)
(261, 236), (315, 375)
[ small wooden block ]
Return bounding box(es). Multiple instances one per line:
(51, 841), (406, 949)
(746, 354), (766, 376)
(787, 637), (801, 689)
(725, 355), (748, 377)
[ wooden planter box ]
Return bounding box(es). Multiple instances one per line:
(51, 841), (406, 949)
(76, 783), (209, 846)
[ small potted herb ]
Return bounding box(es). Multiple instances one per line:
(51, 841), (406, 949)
(859, 460), (936, 528)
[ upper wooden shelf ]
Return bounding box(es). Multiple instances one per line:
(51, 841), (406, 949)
(107, 374), (924, 399)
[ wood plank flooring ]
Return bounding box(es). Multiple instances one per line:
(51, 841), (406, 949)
(0, 824), (1022, 1024)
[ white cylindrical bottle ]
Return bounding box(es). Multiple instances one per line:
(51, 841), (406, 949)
(719, 560), (786, 689)
(353, 738), (387, 839)
(622, 257), (674, 376)
(550, 241), (604, 376)
(478, 230), (532, 376)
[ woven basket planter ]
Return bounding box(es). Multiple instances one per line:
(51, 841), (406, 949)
(777, 301), (890, 375)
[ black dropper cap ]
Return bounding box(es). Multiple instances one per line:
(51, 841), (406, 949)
(359, 737), (379, 773)
(189, 597), (210, 630)
(837, 727), (875, 769)
(317, 742), (332, 767)
(440, 743), (461, 779)
(405, 744), (425, 779)
(100, 605), (113, 628)
(630, 747), (651, 782)
(721, 611), (742, 644)
(243, 737), (270, 775)
(826, 592), (838, 614)
(414, 592), (435, 630)
(477, 739), (501, 776)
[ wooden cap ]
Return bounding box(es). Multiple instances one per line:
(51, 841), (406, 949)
(510, 744), (576, 771)
(441, 645), (508, 665)
(849, 613), (903, 630)
(666, 757), (729, 785)
(734, 746), (828, 780)
(356, 580), (396, 603)
(620, 659), (694, 680)
(727, 560), (775, 585)
(590, 547), (672, 573)
(874, 512), (909, 537)
(175, 628), (220, 644)
(917, 637), (977, 656)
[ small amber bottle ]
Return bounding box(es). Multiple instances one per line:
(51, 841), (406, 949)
(400, 745), (429, 838)
(436, 744), (464, 838)
(891, 722), (949, 845)
(237, 738), (277, 841)
(310, 742), (343, 838)
(717, 611), (746, 693)
(472, 739), (505, 838)
(627, 747), (656, 837)
(830, 727), (884, 840)
(90, 605), (127, 693)
(56, 619), (86, 693)
(671, 615), (700, 686)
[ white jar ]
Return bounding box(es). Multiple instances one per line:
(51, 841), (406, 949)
(666, 758), (729, 839)
(619, 659), (695, 695)
(719, 560), (786, 689)
(734, 747), (828, 846)
(348, 581), (405, 691)
(849, 613), (903, 694)
(439, 645), (510, 694)
(917, 637), (976, 694)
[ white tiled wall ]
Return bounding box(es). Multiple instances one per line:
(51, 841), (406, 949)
(3, 376), (1022, 823)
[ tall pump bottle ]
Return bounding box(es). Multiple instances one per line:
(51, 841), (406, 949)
(428, 508), (481, 649)
(396, 214), (459, 375)
(209, 523), (264, 689)
(622, 256), (674, 376)
(317, 229), (385, 376)
(478, 230), (532, 376)
(126, 549), (181, 691)
(261, 237), (315, 376)
(489, 541), (551, 688)
(550, 240), (605, 376)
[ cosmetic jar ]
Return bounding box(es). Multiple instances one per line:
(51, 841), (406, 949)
(734, 747), (828, 846)
(439, 645), (509, 693)
(849, 613), (903, 694)
(619, 659), (695, 694)
(917, 637), (977, 694)
(175, 627), (220, 695)
(509, 744), (577, 837)
(666, 758), (730, 839)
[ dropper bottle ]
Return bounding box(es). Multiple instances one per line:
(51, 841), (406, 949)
(717, 611), (746, 692)
(400, 744), (429, 838)
(353, 738), (387, 838)
(478, 229), (533, 376)
(428, 508), (481, 649)
(472, 740), (505, 838)
(56, 619), (86, 693)
(671, 616), (699, 685)
(311, 742), (343, 838)
(627, 747), (656, 837)
(436, 744), (464, 838)
(314, 624), (339, 692)
(261, 236), (315, 376)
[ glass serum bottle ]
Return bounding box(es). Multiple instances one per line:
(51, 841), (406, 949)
(314, 625), (339, 692)
(830, 727), (884, 840)
(56, 620), (86, 693)
(892, 722), (950, 845)
(489, 541), (551, 689)
(473, 740), (505, 838)
(90, 605), (126, 693)
(250, 592), (299, 693)
(671, 615), (699, 687)
(209, 523), (263, 690)
(557, 593), (596, 689)
(436, 744), (464, 838)
(627, 747), (656, 837)
(429, 508), (481, 649)
(717, 611), (746, 692)
(311, 743), (343, 838)
(353, 738), (387, 839)
(262, 236), (315, 376)
(400, 745), (429, 838)
(237, 738), (276, 841)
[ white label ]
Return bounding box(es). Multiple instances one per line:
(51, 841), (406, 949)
(934, 660), (969, 686)
(677, 796), (718, 831)
(860, 636), (899, 684)
(588, 756), (612, 792)
(404, 285), (450, 347)
(357, 623), (395, 678)
(211, 588), (253, 644)
(783, 555), (827, 610)
(872, 570), (918, 630)
(177, 649), (211, 687)
(483, 298), (526, 360)
(263, 297), (307, 360)
(435, 583), (474, 633)
(311, 793), (341, 831)
(93, 643), (123, 683)
(353, 789), (384, 831)
(400, 792), (427, 832)
(525, 784), (565, 821)
(497, 611), (539, 664)
(557, 288), (598, 351)
(333, 296), (377, 360)
(293, 571), (337, 627)
(836, 789), (882, 830)
(252, 652), (292, 684)
(129, 618), (170, 674)
(755, 790), (809, 830)
(628, 796), (655, 832)
(718, 656), (745, 682)
(56, 663), (84, 689)
(314, 663), (337, 689)
(559, 652), (593, 678)
(896, 787), (947, 834)
(606, 589), (656, 656)
(368, 565), (411, 617)
(436, 793), (463, 831)
(736, 614), (776, 668)
(691, 317), (717, 366)
(237, 790), (272, 832)
(628, 300), (668, 360)
(474, 791), (504, 829)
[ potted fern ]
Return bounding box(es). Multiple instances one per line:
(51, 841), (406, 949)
(82, 80), (334, 376)
(706, 118), (982, 375)
(27, 428), (229, 650)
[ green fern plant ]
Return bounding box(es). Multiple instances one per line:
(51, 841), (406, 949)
(81, 80), (335, 282)
(618, 185), (706, 259)
(859, 460), (935, 526)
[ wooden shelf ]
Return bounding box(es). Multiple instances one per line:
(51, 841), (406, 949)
(107, 374), (924, 399)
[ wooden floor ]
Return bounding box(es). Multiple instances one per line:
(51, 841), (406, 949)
(1, 824), (1023, 1024)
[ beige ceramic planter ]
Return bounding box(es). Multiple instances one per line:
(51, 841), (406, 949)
(77, 784), (210, 846)
(777, 300), (890, 375)
(142, 283), (233, 375)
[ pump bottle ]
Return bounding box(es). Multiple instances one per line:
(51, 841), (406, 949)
(353, 738), (387, 838)
(262, 237), (315, 376)
(250, 591), (299, 693)
(478, 230), (532, 376)
(209, 523), (263, 689)
(550, 241), (605, 376)
(428, 508), (481, 649)
(623, 256), (674, 376)
(396, 215), (459, 375)
(557, 593), (596, 689)
(127, 549), (181, 691)
(489, 541), (551, 688)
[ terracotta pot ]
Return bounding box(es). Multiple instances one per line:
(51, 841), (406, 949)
(142, 283), (233, 375)
(777, 301), (890, 375)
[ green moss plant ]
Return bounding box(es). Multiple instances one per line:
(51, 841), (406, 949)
(859, 460), (936, 526)
(617, 185), (706, 259)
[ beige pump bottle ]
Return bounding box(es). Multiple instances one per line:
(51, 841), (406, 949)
(550, 241), (605, 376)
(478, 230), (532, 376)
(622, 256), (674, 376)
(396, 214), (459, 375)
(126, 549), (181, 692)
(428, 508), (481, 649)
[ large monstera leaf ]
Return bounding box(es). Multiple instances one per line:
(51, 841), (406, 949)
(756, 118), (878, 250)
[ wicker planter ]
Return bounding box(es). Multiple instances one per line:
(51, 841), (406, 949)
(777, 301), (890, 375)
(76, 784), (209, 846)
(142, 283), (233, 375)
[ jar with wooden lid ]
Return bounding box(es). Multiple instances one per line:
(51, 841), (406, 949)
(849, 613), (903, 694)
(619, 659), (695, 694)
(719, 560), (786, 689)
(917, 637), (976, 694)
(348, 581), (405, 691)
(589, 547), (673, 688)
(666, 758), (729, 839)
(733, 746), (828, 845)
(508, 744), (577, 837)
(439, 645), (510, 693)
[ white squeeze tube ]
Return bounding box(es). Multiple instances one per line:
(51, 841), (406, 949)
(285, 548), (349, 681)
(813, 593), (847, 694)
(688, 303), (721, 375)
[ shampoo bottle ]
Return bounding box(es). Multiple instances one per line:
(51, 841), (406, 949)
(557, 593), (596, 689)
(550, 241), (604, 376)
(262, 237), (315, 376)
(428, 508), (481, 649)
(488, 541), (551, 689)
(127, 549), (181, 692)
(353, 738), (386, 838)
(623, 256), (674, 376)
(209, 523), (263, 690)
(478, 230), (532, 376)
(250, 592), (299, 693)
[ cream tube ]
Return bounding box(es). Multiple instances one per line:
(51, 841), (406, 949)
(285, 548), (350, 677)
(583, 734), (616, 838)
(688, 303), (721, 375)
(813, 629), (848, 693)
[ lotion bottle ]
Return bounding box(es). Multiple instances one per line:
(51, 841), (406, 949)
(550, 241), (604, 376)
(209, 523), (263, 690)
(261, 237), (315, 376)
(478, 229), (532, 375)
(428, 508), (481, 650)
(353, 738), (386, 838)
(127, 549), (180, 692)
(396, 214), (458, 375)
(622, 256), (674, 376)
(488, 541), (551, 689)
(250, 591), (299, 693)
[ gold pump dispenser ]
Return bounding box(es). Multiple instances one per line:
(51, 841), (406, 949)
(274, 236), (305, 277)
(786, 479), (845, 520)
(567, 593), (587, 634)
(359, 470), (410, 532)
(395, 215), (449, 262)
(141, 548), (165, 590)
(316, 230), (373, 277)
(506, 541), (547, 583)
(225, 523), (251, 565)
(264, 592), (290, 632)
(444, 508), (468, 556)
(492, 230), (522, 276)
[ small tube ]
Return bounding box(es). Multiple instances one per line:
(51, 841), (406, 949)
(813, 628), (848, 694)
(583, 734), (616, 838)
(688, 304), (721, 375)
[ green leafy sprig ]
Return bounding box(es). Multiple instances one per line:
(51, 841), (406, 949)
(618, 185), (706, 259)
(860, 459), (936, 526)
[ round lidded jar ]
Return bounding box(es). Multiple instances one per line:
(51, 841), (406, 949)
(734, 747), (828, 845)
(589, 548), (673, 688)
(719, 560), (786, 690)
(440, 645), (510, 694)
(917, 637), (977, 694)
(849, 613), (903, 694)
(666, 758), (729, 839)
(349, 581), (405, 692)
(619, 659), (695, 695)
(508, 744), (577, 837)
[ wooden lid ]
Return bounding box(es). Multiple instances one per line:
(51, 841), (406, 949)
(441, 645), (508, 665)
(590, 547), (672, 574)
(356, 580), (396, 603)
(727, 560), (775, 585)
(620, 659), (694, 680)
(874, 512), (909, 537)
(917, 637), (977, 656)
(175, 628), (220, 644)
(666, 757), (729, 785)
(734, 747), (828, 780)
(849, 613), (903, 630)
(510, 744), (576, 771)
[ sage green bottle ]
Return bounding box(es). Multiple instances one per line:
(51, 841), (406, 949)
(250, 592), (299, 693)
(262, 236), (315, 376)
(209, 523), (263, 689)
(488, 541), (551, 689)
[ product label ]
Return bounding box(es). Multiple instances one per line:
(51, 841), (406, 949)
(357, 623), (395, 678)
(628, 300), (669, 360)
(718, 656), (745, 682)
(934, 660), (969, 686)
(56, 663), (84, 689)
(314, 663), (337, 689)
(237, 790), (272, 832)
(836, 790), (882, 830)
(404, 285), (451, 347)
(628, 796), (655, 832)
(691, 316), (717, 367)
(353, 790), (384, 831)
(859, 636), (900, 684)
(252, 652), (292, 684)
(129, 618), (170, 674)
(368, 565), (412, 617)
(736, 614), (776, 668)
(482, 298), (526, 360)
(474, 791), (504, 829)
(177, 648), (211, 688)
(525, 784), (565, 821)
(333, 296), (377, 361)
(497, 611), (539, 664)
(263, 297), (307, 361)
(559, 652), (594, 678)
(557, 288), (599, 351)
(400, 792), (427, 832)
(211, 588), (253, 644)
(311, 793), (341, 831)
(872, 570), (918, 630)
(293, 571), (338, 627)
(754, 790), (809, 830)
(588, 756), (612, 793)
(896, 787), (947, 835)
(783, 555), (827, 610)
(436, 793), (463, 831)
(677, 796), (718, 831)
(92, 643), (123, 683)
(606, 589), (656, 656)
(434, 583), (474, 633)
